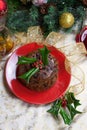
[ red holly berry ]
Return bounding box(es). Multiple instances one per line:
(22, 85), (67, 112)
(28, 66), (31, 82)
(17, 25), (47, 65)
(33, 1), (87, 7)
(36, 65), (39, 68)
(35, 62), (38, 65)
(62, 98), (67, 108)
(39, 65), (43, 69)
(39, 60), (43, 64)
(32, 60), (43, 69)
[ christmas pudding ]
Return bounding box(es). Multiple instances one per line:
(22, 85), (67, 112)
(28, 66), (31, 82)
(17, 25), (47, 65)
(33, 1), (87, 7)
(16, 45), (58, 92)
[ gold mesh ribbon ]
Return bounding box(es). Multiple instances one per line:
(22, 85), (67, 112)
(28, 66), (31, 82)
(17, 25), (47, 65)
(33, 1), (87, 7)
(65, 59), (85, 95)
(13, 26), (87, 95)
(45, 32), (86, 95)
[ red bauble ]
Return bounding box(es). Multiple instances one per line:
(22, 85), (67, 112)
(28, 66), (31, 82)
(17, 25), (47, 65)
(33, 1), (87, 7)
(0, 0), (7, 16)
(76, 26), (87, 49)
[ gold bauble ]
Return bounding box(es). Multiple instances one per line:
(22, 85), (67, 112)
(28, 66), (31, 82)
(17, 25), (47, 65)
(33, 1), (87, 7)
(5, 37), (14, 52)
(0, 36), (14, 53)
(59, 12), (75, 28)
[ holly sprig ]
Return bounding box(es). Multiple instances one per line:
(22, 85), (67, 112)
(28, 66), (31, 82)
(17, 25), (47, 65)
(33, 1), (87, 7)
(39, 45), (50, 65)
(17, 56), (37, 65)
(47, 92), (81, 125)
(18, 67), (39, 83)
(17, 46), (50, 83)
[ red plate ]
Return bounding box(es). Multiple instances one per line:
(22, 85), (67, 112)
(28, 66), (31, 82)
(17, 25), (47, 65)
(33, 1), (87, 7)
(5, 42), (71, 104)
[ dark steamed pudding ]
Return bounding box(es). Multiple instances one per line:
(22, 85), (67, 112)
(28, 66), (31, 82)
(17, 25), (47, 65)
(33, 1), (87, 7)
(17, 50), (58, 92)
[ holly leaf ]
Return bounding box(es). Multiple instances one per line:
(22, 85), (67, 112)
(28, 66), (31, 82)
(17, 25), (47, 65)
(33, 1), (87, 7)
(47, 100), (61, 118)
(47, 92), (82, 125)
(67, 104), (82, 120)
(60, 107), (71, 125)
(18, 67), (39, 83)
(17, 56), (37, 65)
(39, 46), (50, 65)
(66, 92), (81, 108)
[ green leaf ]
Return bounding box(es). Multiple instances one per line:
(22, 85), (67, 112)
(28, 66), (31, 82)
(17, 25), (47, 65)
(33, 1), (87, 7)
(39, 46), (50, 65)
(66, 92), (81, 108)
(47, 100), (61, 118)
(47, 92), (82, 125)
(67, 104), (82, 120)
(60, 107), (71, 125)
(18, 67), (39, 83)
(17, 56), (37, 65)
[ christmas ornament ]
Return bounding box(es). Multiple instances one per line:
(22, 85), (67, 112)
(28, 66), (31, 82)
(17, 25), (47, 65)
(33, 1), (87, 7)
(0, 36), (6, 57)
(40, 3), (56, 14)
(0, 27), (14, 58)
(0, 0), (7, 15)
(76, 26), (87, 50)
(40, 4), (48, 14)
(0, 0), (7, 31)
(0, 35), (14, 55)
(5, 36), (14, 52)
(32, 0), (48, 6)
(81, 0), (87, 6)
(59, 12), (75, 29)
